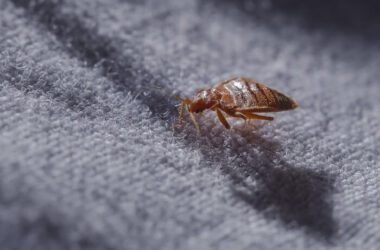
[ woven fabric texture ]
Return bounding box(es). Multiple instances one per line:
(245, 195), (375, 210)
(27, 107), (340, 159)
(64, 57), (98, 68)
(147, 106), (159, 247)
(1, 0), (380, 249)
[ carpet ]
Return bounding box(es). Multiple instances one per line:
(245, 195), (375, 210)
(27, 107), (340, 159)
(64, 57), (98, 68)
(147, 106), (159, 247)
(1, 0), (380, 249)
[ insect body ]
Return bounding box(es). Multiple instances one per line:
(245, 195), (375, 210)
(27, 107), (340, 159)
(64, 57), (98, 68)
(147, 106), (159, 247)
(174, 77), (298, 135)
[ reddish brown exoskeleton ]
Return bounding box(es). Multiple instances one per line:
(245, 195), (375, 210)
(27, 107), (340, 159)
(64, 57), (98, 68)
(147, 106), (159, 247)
(174, 77), (298, 135)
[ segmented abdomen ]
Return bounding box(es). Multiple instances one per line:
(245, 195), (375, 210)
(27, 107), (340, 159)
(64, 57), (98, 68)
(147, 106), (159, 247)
(213, 77), (297, 111)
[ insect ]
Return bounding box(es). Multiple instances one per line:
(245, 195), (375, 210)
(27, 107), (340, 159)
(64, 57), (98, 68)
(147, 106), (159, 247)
(174, 77), (298, 135)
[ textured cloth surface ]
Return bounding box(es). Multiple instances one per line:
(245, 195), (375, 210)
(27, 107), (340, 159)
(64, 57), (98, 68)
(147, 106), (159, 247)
(1, 0), (380, 249)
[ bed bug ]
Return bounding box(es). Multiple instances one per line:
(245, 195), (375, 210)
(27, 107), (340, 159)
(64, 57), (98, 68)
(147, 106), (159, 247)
(174, 77), (298, 135)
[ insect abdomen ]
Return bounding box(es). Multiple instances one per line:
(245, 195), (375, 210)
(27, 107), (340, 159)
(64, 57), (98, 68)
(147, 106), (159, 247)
(214, 77), (297, 111)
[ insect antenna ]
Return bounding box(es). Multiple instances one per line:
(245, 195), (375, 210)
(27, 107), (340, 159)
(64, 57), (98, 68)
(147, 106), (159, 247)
(174, 95), (191, 104)
(146, 83), (200, 135)
(148, 84), (190, 106)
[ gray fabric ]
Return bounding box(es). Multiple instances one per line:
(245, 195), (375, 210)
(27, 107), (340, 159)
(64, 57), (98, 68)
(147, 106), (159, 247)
(1, 0), (380, 249)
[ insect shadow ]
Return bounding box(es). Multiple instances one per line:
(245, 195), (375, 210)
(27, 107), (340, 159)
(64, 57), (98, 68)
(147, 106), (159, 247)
(183, 124), (337, 243)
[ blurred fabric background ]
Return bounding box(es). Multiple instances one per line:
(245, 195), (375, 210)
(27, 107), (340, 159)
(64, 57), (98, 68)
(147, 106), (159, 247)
(1, 0), (380, 249)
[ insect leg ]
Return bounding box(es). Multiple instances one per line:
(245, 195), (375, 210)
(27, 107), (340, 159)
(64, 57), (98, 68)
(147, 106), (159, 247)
(222, 111), (254, 128)
(216, 108), (230, 129)
(173, 101), (185, 129)
(221, 109), (247, 120)
(240, 112), (274, 121)
(188, 109), (201, 136)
